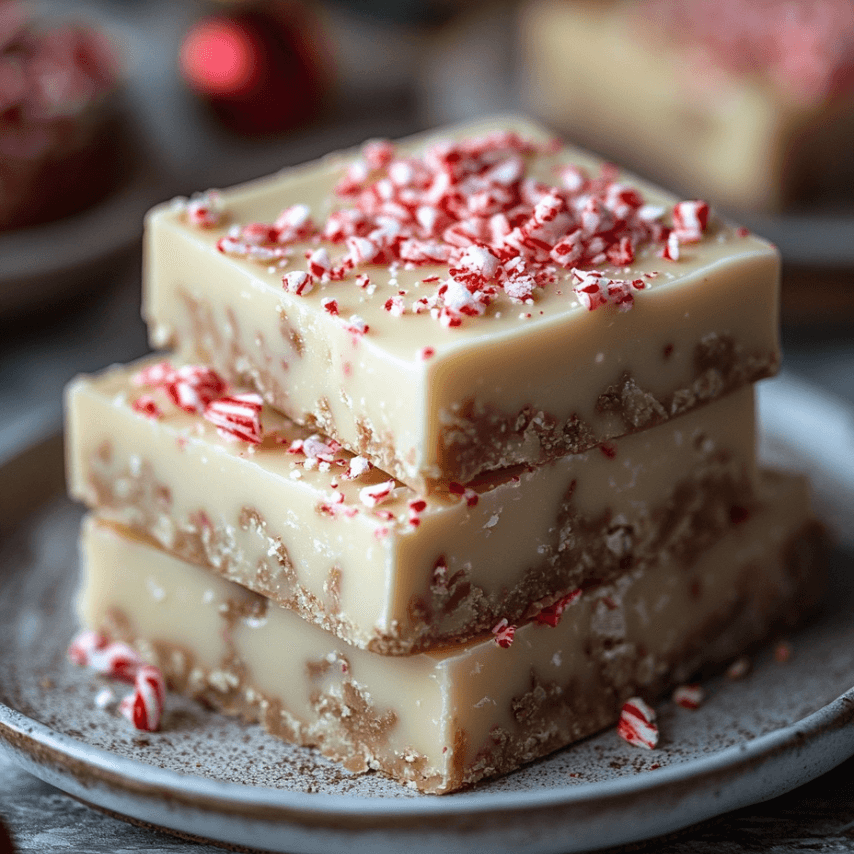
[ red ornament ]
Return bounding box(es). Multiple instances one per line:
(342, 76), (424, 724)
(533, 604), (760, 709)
(179, 1), (331, 136)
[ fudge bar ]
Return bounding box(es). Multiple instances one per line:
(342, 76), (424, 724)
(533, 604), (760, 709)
(67, 357), (760, 653)
(521, 0), (854, 212)
(143, 116), (780, 490)
(77, 470), (824, 794)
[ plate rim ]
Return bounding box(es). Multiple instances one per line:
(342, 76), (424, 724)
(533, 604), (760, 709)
(2, 681), (854, 823)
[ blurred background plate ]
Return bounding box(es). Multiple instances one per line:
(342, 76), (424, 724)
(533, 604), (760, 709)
(0, 124), (169, 318)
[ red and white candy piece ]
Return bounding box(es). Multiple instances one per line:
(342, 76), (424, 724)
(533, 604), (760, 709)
(185, 190), (225, 229)
(274, 204), (314, 241)
(660, 230), (681, 261)
(191, 129), (714, 330)
(204, 393), (263, 444)
(672, 200), (710, 243)
(343, 455), (372, 480)
(449, 482), (479, 506)
(308, 247), (331, 278)
(168, 365), (229, 414)
(283, 270), (314, 296)
(68, 630), (143, 683)
(132, 395), (162, 419)
(359, 479), (396, 508)
(532, 589), (582, 627)
(571, 269), (646, 312)
(68, 629), (107, 666)
(441, 278), (487, 320)
(305, 434), (340, 460)
(343, 314), (369, 336)
(383, 296), (405, 316)
(617, 697), (659, 749)
(407, 498), (427, 527)
(119, 664), (166, 732)
(94, 687), (117, 710)
(492, 618), (516, 648)
(672, 684), (705, 710)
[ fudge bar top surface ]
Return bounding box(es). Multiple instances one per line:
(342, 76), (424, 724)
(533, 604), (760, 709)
(145, 115), (777, 364)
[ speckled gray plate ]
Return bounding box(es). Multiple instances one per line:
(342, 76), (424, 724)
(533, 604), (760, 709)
(1, 373), (853, 854)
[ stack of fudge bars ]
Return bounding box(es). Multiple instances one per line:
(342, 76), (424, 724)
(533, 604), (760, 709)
(65, 116), (824, 794)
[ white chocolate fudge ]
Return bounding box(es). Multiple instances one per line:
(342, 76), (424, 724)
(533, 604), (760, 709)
(67, 357), (760, 654)
(143, 116), (780, 490)
(521, 0), (854, 212)
(77, 471), (824, 794)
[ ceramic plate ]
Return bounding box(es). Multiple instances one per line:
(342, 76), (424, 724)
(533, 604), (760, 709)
(0, 373), (853, 854)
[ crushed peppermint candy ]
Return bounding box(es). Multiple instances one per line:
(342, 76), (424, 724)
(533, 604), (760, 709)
(168, 365), (230, 413)
(571, 269), (647, 312)
(407, 498), (427, 527)
(208, 130), (710, 325)
(119, 664), (166, 732)
(132, 395), (162, 419)
(660, 230), (681, 261)
(68, 630), (143, 683)
(307, 247), (331, 278)
(492, 618), (516, 648)
(672, 684), (705, 709)
(672, 200), (710, 243)
(303, 434), (340, 460)
(204, 393), (263, 444)
(532, 589), (582, 627)
(359, 479), (396, 508)
(184, 190), (225, 228)
(641, 0), (854, 102)
(449, 482), (479, 506)
(68, 630), (166, 732)
(133, 362), (230, 415)
(283, 270), (314, 296)
(617, 697), (659, 749)
(94, 687), (117, 710)
(344, 455), (372, 479)
(343, 314), (369, 336)
(384, 295), (406, 316)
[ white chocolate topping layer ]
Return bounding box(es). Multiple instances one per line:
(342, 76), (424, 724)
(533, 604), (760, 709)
(67, 357), (759, 653)
(143, 116), (780, 489)
(77, 470), (823, 793)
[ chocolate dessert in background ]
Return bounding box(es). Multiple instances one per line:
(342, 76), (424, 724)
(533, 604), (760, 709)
(0, 1), (126, 232)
